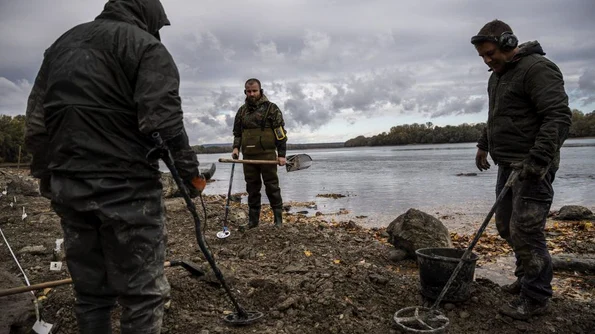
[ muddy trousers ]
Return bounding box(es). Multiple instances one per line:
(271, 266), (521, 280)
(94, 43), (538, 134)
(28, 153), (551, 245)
(242, 153), (283, 209)
(495, 166), (555, 302)
(50, 175), (170, 334)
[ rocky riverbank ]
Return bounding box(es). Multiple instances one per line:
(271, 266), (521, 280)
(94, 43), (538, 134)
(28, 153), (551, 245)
(0, 168), (594, 333)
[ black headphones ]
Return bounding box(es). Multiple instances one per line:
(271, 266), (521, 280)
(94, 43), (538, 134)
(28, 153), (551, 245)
(470, 31), (518, 51)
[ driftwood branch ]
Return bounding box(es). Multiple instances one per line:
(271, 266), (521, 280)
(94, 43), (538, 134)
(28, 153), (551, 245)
(552, 255), (595, 273)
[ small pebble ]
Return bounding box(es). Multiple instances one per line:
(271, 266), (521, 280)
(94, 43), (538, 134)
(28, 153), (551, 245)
(444, 303), (456, 311)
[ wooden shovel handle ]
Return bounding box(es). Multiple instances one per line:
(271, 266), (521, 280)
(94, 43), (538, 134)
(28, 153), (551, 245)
(0, 261), (180, 297)
(0, 278), (73, 297)
(218, 158), (278, 165)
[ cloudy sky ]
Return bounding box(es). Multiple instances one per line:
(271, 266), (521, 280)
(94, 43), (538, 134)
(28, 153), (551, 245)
(1, 0), (594, 145)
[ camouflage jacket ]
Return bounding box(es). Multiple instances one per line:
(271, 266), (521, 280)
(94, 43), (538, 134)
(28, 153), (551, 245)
(24, 0), (198, 180)
(232, 95), (288, 157)
(477, 41), (572, 167)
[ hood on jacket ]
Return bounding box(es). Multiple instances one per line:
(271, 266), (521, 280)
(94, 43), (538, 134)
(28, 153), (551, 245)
(96, 0), (170, 39)
(512, 41), (546, 61)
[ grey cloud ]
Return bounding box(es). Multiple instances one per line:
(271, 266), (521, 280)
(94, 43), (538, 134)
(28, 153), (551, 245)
(431, 96), (487, 118)
(1, 0), (594, 144)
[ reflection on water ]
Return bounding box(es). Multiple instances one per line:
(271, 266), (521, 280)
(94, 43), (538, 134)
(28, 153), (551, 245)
(165, 138), (595, 229)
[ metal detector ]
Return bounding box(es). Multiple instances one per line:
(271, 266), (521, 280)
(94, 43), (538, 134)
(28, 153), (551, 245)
(149, 132), (263, 326)
(393, 171), (519, 333)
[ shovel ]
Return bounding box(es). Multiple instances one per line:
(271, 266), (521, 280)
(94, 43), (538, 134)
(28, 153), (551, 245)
(0, 260), (204, 298)
(218, 153), (313, 172)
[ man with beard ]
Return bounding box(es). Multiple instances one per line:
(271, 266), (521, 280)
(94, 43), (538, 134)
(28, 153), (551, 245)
(231, 78), (288, 228)
(471, 19), (572, 320)
(24, 0), (200, 333)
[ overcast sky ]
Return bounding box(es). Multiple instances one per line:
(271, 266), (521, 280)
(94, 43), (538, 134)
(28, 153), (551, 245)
(1, 0), (594, 145)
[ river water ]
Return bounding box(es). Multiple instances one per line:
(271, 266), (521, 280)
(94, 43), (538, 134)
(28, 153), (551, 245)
(188, 138), (594, 231)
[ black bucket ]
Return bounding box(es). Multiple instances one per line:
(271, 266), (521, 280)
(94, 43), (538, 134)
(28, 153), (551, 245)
(416, 248), (479, 302)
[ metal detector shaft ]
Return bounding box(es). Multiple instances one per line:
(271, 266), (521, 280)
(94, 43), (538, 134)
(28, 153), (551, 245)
(222, 163), (236, 229)
(152, 133), (247, 317)
(430, 171), (518, 311)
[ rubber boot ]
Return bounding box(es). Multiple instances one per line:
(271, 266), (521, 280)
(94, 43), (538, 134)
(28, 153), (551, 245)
(273, 207), (283, 227)
(247, 206), (261, 229)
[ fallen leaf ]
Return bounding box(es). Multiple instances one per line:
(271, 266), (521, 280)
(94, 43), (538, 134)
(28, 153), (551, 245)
(304, 250), (312, 257)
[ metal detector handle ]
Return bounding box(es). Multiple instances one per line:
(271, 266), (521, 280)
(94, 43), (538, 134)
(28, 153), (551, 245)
(430, 171), (518, 310)
(219, 158), (278, 165)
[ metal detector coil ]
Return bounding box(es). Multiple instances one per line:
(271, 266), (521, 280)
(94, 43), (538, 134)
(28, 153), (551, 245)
(394, 307), (448, 333)
(223, 310), (264, 325)
(216, 227), (231, 239)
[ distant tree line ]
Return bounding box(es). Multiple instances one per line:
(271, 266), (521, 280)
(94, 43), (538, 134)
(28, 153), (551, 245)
(345, 122), (485, 147)
(0, 115), (30, 163)
(345, 109), (595, 147)
(569, 109), (595, 138)
(0, 110), (593, 163)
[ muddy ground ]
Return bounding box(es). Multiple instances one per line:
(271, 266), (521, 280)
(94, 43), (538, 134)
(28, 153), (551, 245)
(0, 169), (594, 333)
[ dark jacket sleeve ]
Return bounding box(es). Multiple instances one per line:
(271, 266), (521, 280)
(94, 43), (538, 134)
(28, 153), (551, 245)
(232, 107), (243, 149)
(134, 42), (198, 180)
(269, 103), (287, 158)
(524, 61), (572, 166)
(24, 58), (50, 178)
(477, 126), (489, 151)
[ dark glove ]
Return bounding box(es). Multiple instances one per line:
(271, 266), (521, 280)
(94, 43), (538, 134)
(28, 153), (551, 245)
(511, 158), (549, 181)
(39, 175), (52, 199)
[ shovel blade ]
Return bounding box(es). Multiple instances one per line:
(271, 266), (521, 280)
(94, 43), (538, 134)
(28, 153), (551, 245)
(286, 154), (313, 172)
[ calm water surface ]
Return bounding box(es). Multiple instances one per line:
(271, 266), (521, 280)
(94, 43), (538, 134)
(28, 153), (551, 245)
(180, 138), (594, 229)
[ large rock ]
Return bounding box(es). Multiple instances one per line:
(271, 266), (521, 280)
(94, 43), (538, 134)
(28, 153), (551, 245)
(386, 208), (453, 258)
(160, 163), (217, 198)
(161, 173), (179, 198)
(556, 205), (594, 221)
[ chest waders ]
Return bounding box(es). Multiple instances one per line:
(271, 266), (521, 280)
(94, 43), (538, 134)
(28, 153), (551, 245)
(239, 104), (283, 228)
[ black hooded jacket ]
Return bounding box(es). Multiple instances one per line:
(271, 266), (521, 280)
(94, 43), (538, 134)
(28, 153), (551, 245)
(25, 0), (198, 180)
(477, 41), (572, 168)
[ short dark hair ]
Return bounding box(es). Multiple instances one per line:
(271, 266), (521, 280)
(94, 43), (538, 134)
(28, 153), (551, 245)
(245, 78), (261, 89)
(477, 19), (513, 37)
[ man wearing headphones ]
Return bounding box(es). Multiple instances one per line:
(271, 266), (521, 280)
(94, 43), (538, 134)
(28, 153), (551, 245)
(232, 78), (287, 228)
(471, 20), (572, 320)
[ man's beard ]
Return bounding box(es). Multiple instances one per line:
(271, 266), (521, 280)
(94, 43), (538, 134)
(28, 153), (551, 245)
(246, 96), (259, 105)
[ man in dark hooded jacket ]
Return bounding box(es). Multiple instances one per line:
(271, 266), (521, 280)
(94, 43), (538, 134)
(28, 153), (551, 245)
(471, 20), (572, 320)
(24, 1), (199, 333)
